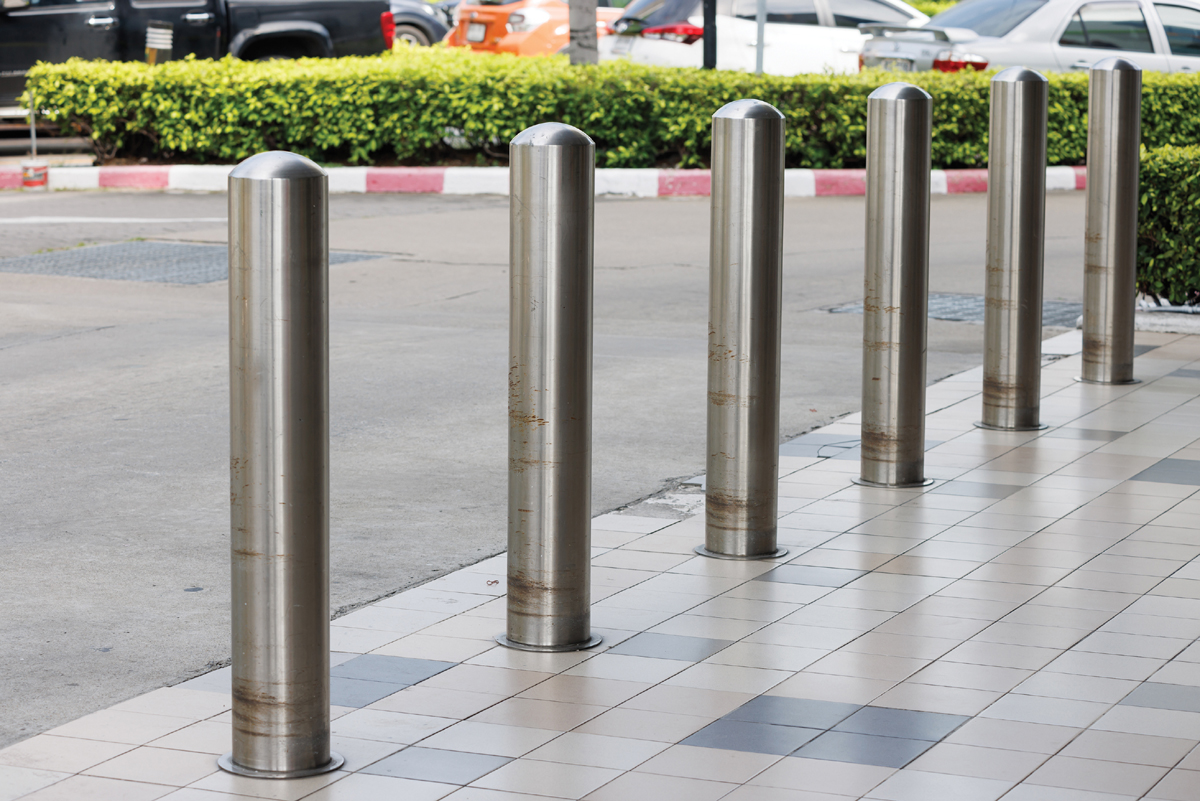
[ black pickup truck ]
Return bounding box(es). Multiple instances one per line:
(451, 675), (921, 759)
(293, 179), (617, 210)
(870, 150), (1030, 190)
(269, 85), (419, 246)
(0, 0), (392, 105)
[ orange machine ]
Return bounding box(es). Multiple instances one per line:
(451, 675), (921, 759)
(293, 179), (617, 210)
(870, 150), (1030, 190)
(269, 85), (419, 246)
(446, 0), (624, 57)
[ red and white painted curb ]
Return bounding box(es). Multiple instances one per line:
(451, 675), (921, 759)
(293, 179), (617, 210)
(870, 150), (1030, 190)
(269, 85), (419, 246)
(0, 164), (1088, 195)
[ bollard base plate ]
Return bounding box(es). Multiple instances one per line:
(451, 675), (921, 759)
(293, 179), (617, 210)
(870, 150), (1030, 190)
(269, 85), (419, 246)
(974, 421), (1049, 432)
(218, 752), (344, 779)
(1074, 376), (1141, 386)
(851, 476), (935, 489)
(495, 634), (603, 653)
(694, 545), (788, 561)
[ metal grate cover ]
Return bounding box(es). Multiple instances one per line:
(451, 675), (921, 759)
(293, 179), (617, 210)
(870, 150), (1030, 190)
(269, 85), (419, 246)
(830, 293), (1082, 328)
(0, 241), (381, 284)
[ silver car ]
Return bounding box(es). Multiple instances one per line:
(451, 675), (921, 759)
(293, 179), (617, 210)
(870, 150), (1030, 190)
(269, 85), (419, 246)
(860, 0), (1200, 72)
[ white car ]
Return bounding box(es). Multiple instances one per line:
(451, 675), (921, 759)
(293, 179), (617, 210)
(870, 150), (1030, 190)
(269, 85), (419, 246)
(860, 0), (1200, 72)
(599, 0), (930, 74)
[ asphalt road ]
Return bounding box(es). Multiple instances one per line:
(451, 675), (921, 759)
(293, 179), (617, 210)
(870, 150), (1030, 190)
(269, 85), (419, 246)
(0, 188), (1086, 748)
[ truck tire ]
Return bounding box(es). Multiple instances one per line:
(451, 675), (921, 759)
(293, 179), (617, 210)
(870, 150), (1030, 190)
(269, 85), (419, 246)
(394, 25), (431, 46)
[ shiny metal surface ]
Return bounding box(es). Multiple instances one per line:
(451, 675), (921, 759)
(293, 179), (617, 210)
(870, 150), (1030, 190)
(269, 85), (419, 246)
(1082, 57), (1141, 385)
(504, 123), (601, 652)
(981, 67), (1049, 431)
(704, 99), (786, 560)
(859, 83), (933, 489)
(224, 151), (341, 779)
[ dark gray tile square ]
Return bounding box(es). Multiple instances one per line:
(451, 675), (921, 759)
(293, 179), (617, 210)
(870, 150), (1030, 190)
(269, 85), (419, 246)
(330, 676), (406, 708)
(1120, 682), (1200, 713)
(1042, 428), (1126, 442)
(331, 654), (455, 686)
(361, 747), (510, 784)
(756, 565), (866, 588)
(607, 632), (733, 662)
(1171, 368), (1200, 380)
(780, 434), (859, 459)
(1131, 459), (1200, 486)
(792, 731), (934, 768)
(1134, 343), (1159, 357)
(928, 482), (1023, 499)
(833, 706), (968, 742)
(727, 695), (861, 729)
(682, 719), (822, 755)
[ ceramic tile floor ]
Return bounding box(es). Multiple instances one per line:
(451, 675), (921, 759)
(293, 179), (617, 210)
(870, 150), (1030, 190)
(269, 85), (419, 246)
(11, 330), (1200, 800)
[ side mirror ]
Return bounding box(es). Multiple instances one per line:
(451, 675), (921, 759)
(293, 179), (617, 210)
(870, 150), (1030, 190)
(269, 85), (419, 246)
(3, 0), (32, 9)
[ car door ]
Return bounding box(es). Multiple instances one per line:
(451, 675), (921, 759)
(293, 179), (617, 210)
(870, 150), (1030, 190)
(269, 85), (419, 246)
(731, 0), (825, 73)
(1053, 0), (1171, 71)
(116, 0), (221, 61)
(1151, 1), (1200, 70)
(0, 0), (120, 104)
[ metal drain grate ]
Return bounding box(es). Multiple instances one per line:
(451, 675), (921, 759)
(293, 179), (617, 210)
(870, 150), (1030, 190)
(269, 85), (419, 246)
(0, 241), (382, 284)
(830, 293), (1082, 328)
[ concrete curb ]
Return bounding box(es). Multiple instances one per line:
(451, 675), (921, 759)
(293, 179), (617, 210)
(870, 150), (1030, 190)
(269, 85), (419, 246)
(0, 164), (1088, 195)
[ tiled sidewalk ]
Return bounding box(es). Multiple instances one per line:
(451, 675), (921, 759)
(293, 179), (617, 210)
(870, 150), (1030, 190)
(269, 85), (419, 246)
(7, 331), (1200, 801)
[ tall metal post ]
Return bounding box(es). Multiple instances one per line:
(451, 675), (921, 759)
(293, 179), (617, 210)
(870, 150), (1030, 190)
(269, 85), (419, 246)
(980, 67), (1049, 431)
(502, 122), (601, 653)
(1081, 57), (1141, 385)
(221, 152), (342, 778)
(858, 83), (933, 489)
(701, 99), (786, 561)
(703, 0), (716, 69)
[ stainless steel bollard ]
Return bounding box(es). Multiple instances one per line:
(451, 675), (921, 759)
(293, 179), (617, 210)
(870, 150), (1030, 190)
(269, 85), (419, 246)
(858, 83), (933, 489)
(701, 99), (787, 560)
(501, 123), (601, 653)
(980, 67), (1049, 431)
(1081, 57), (1142, 385)
(221, 152), (342, 779)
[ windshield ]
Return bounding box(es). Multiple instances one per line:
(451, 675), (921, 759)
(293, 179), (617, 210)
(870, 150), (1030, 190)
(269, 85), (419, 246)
(620, 0), (701, 24)
(928, 0), (1047, 36)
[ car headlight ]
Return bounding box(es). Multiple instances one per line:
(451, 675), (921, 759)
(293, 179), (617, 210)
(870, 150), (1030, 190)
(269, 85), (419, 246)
(507, 8), (551, 32)
(422, 4), (435, 14)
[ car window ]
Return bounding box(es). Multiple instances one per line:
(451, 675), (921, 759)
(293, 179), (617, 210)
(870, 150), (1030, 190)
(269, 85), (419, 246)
(1155, 3), (1200, 54)
(829, 0), (912, 25)
(1059, 2), (1154, 51)
(25, 0), (96, 5)
(734, 0), (819, 24)
(928, 0), (1047, 36)
(620, 0), (705, 22)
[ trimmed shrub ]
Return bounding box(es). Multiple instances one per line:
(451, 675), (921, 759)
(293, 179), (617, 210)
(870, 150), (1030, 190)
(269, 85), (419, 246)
(1139, 145), (1200, 305)
(22, 48), (1200, 169)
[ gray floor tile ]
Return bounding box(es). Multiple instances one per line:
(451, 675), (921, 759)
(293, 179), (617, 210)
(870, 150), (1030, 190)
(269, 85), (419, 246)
(1133, 343), (1159, 356)
(682, 718), (823, 755)
(329, 676), (407, 708)
(1130, 459), (1200, 486)
(756, 565), (867, 588)
(607, 632), (734, 662)
(1041, 429), (1127, 442)
(331, 654), (456, 686)
(1170, 368), (1200, 379)
(1119, 682), (1200, 713)
(727, 695), (862, 729)
(361, 746), (510, 784)
(792, 730), (935, 768)
(833, 706), (969, 742)
(929, 482), (1024, 499)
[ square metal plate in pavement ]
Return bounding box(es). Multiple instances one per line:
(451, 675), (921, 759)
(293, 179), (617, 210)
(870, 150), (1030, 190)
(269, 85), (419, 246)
(756, 565), (866, 588)
(361, 746), (511, 784)
(726, 695), (862, 730)
(331, 654), (455, 686)
(833, 706), (968, 742)
(607, 632), (733, 662)
(792, 730), (936, 768)
(682, 718), (822, 755)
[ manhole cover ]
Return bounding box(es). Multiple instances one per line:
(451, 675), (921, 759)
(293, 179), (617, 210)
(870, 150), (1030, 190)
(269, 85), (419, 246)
(830, 293), (1082, 328)
(0, 241), (381, 284)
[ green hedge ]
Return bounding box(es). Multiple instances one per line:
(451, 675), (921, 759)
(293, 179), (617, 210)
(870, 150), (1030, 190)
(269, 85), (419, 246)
(23, 48), (1200, 168)
(1139, 145), (1200, 305)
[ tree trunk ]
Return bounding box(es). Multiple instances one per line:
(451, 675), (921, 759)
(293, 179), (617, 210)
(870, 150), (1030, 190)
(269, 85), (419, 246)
(567, 0), (598, 65)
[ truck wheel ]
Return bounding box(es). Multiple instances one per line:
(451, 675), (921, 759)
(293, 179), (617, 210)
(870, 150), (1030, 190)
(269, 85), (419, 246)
(394, 25), (431, 46)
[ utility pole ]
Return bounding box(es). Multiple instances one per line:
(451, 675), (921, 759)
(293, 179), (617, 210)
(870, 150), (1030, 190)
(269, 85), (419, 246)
(703, 0), (716, 68)
(568, 0), (599, 64)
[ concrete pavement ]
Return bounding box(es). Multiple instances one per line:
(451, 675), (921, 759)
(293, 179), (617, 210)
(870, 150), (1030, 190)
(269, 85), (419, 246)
(0, 189), (1086, 748)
